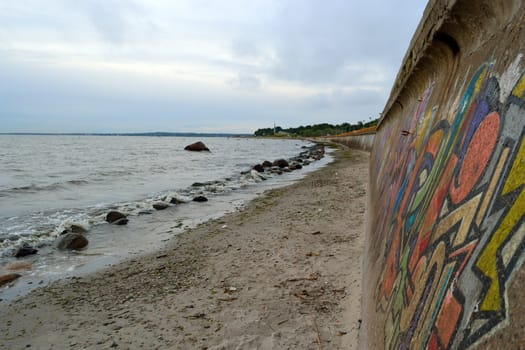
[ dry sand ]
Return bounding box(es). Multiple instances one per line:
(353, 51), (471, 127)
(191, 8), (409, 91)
(0, 148), (369, 350)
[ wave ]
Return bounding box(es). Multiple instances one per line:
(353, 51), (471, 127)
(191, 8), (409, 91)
(92, 170), (134, 178)
(0, 143), (329, 259)
(66, 179), (89, 186)
(0, 179), (90, 195)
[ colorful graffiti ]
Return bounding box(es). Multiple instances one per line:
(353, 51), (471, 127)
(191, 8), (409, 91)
(372, 58), (525, 349)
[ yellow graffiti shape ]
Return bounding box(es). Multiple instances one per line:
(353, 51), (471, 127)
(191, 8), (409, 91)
(476, 138), (525, 312)
(512, 72), (525, 97)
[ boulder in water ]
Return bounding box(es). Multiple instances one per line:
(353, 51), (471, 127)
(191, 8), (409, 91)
(262, 160), (273, 168)
(289, 163), (303, 170)
(184, 141), (210, 152)
(272, 159), (289, 168)
(0, 273), (21, 287)
(55, 233), (89, 250)
(14, 245), (38, 258)
(106, 211), (127, 224)
(113, 218), (129, 225)
(252, 164), (264, 173)
(193, 196), (208, 202)
(153, 202), (169, 210)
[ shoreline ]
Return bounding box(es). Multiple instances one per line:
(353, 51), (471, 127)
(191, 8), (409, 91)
(0, 140), (330, 302)
(0, 147), (369, 349)
(0, 137), (319, 258)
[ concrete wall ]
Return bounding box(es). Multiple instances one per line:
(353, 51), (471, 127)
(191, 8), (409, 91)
(361, 0), (525, 349)
(327, 133), (376, 152)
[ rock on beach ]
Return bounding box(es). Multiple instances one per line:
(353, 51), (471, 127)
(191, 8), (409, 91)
(14, 245), (38, 258)
(4, 261), (33, 272)
(289, 163), (303, 170)
(272, 159), (289, 168)
(193, 196), (208, 202)
(252, 164), (264, 173)
(262, 160), (273, 168)
(106, 211), (127, 224)
(113, 218), (129, 225)
(55, 233), (89, 250)
(153, 202), (170, 210)
(0, 273), (21, 287)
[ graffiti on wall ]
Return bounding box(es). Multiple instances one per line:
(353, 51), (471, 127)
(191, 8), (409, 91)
(373, 56), (525, 349)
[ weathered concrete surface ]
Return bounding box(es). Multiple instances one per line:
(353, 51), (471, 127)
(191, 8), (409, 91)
(361, 0), (525, 349)
(327, 133), (375, 152)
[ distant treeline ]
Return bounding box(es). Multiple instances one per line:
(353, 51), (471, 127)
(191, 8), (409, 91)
(254, 119), (379, 137)
(1, 132), (250, 137)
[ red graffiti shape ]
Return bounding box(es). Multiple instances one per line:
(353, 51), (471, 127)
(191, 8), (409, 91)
(450, 112), (500, 204)
(435, 291), (463, 348)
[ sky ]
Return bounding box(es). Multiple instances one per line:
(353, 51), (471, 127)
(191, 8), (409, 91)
(0, 0), (427, 134)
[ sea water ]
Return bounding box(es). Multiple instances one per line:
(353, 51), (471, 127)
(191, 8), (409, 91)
(0, 135), (331, 299)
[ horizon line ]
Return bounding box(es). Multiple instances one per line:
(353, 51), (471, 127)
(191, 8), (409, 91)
(0, 131), (253, 137)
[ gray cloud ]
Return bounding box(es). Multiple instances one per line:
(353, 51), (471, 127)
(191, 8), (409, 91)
(228, 73), (263, 91)
(0, 0), (427, 133)
(306, 88), (385, 118)
(227, 0), (426, 86)
(60, 0), (144, 44)
(231, 39), (262, 59)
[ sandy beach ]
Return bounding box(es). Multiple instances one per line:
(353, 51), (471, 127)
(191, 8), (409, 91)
(0, 147), (369, 350)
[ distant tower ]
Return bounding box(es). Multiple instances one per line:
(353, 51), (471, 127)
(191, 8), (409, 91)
(274, 121), (276, 135)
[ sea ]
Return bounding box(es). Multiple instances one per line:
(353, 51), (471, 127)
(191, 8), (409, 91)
(0, 135), (331, 299)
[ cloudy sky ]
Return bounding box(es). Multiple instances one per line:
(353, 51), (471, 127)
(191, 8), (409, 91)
(0, 0), (427, 134)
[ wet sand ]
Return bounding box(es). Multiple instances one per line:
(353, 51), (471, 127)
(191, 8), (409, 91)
(0, 148), (369, 350)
